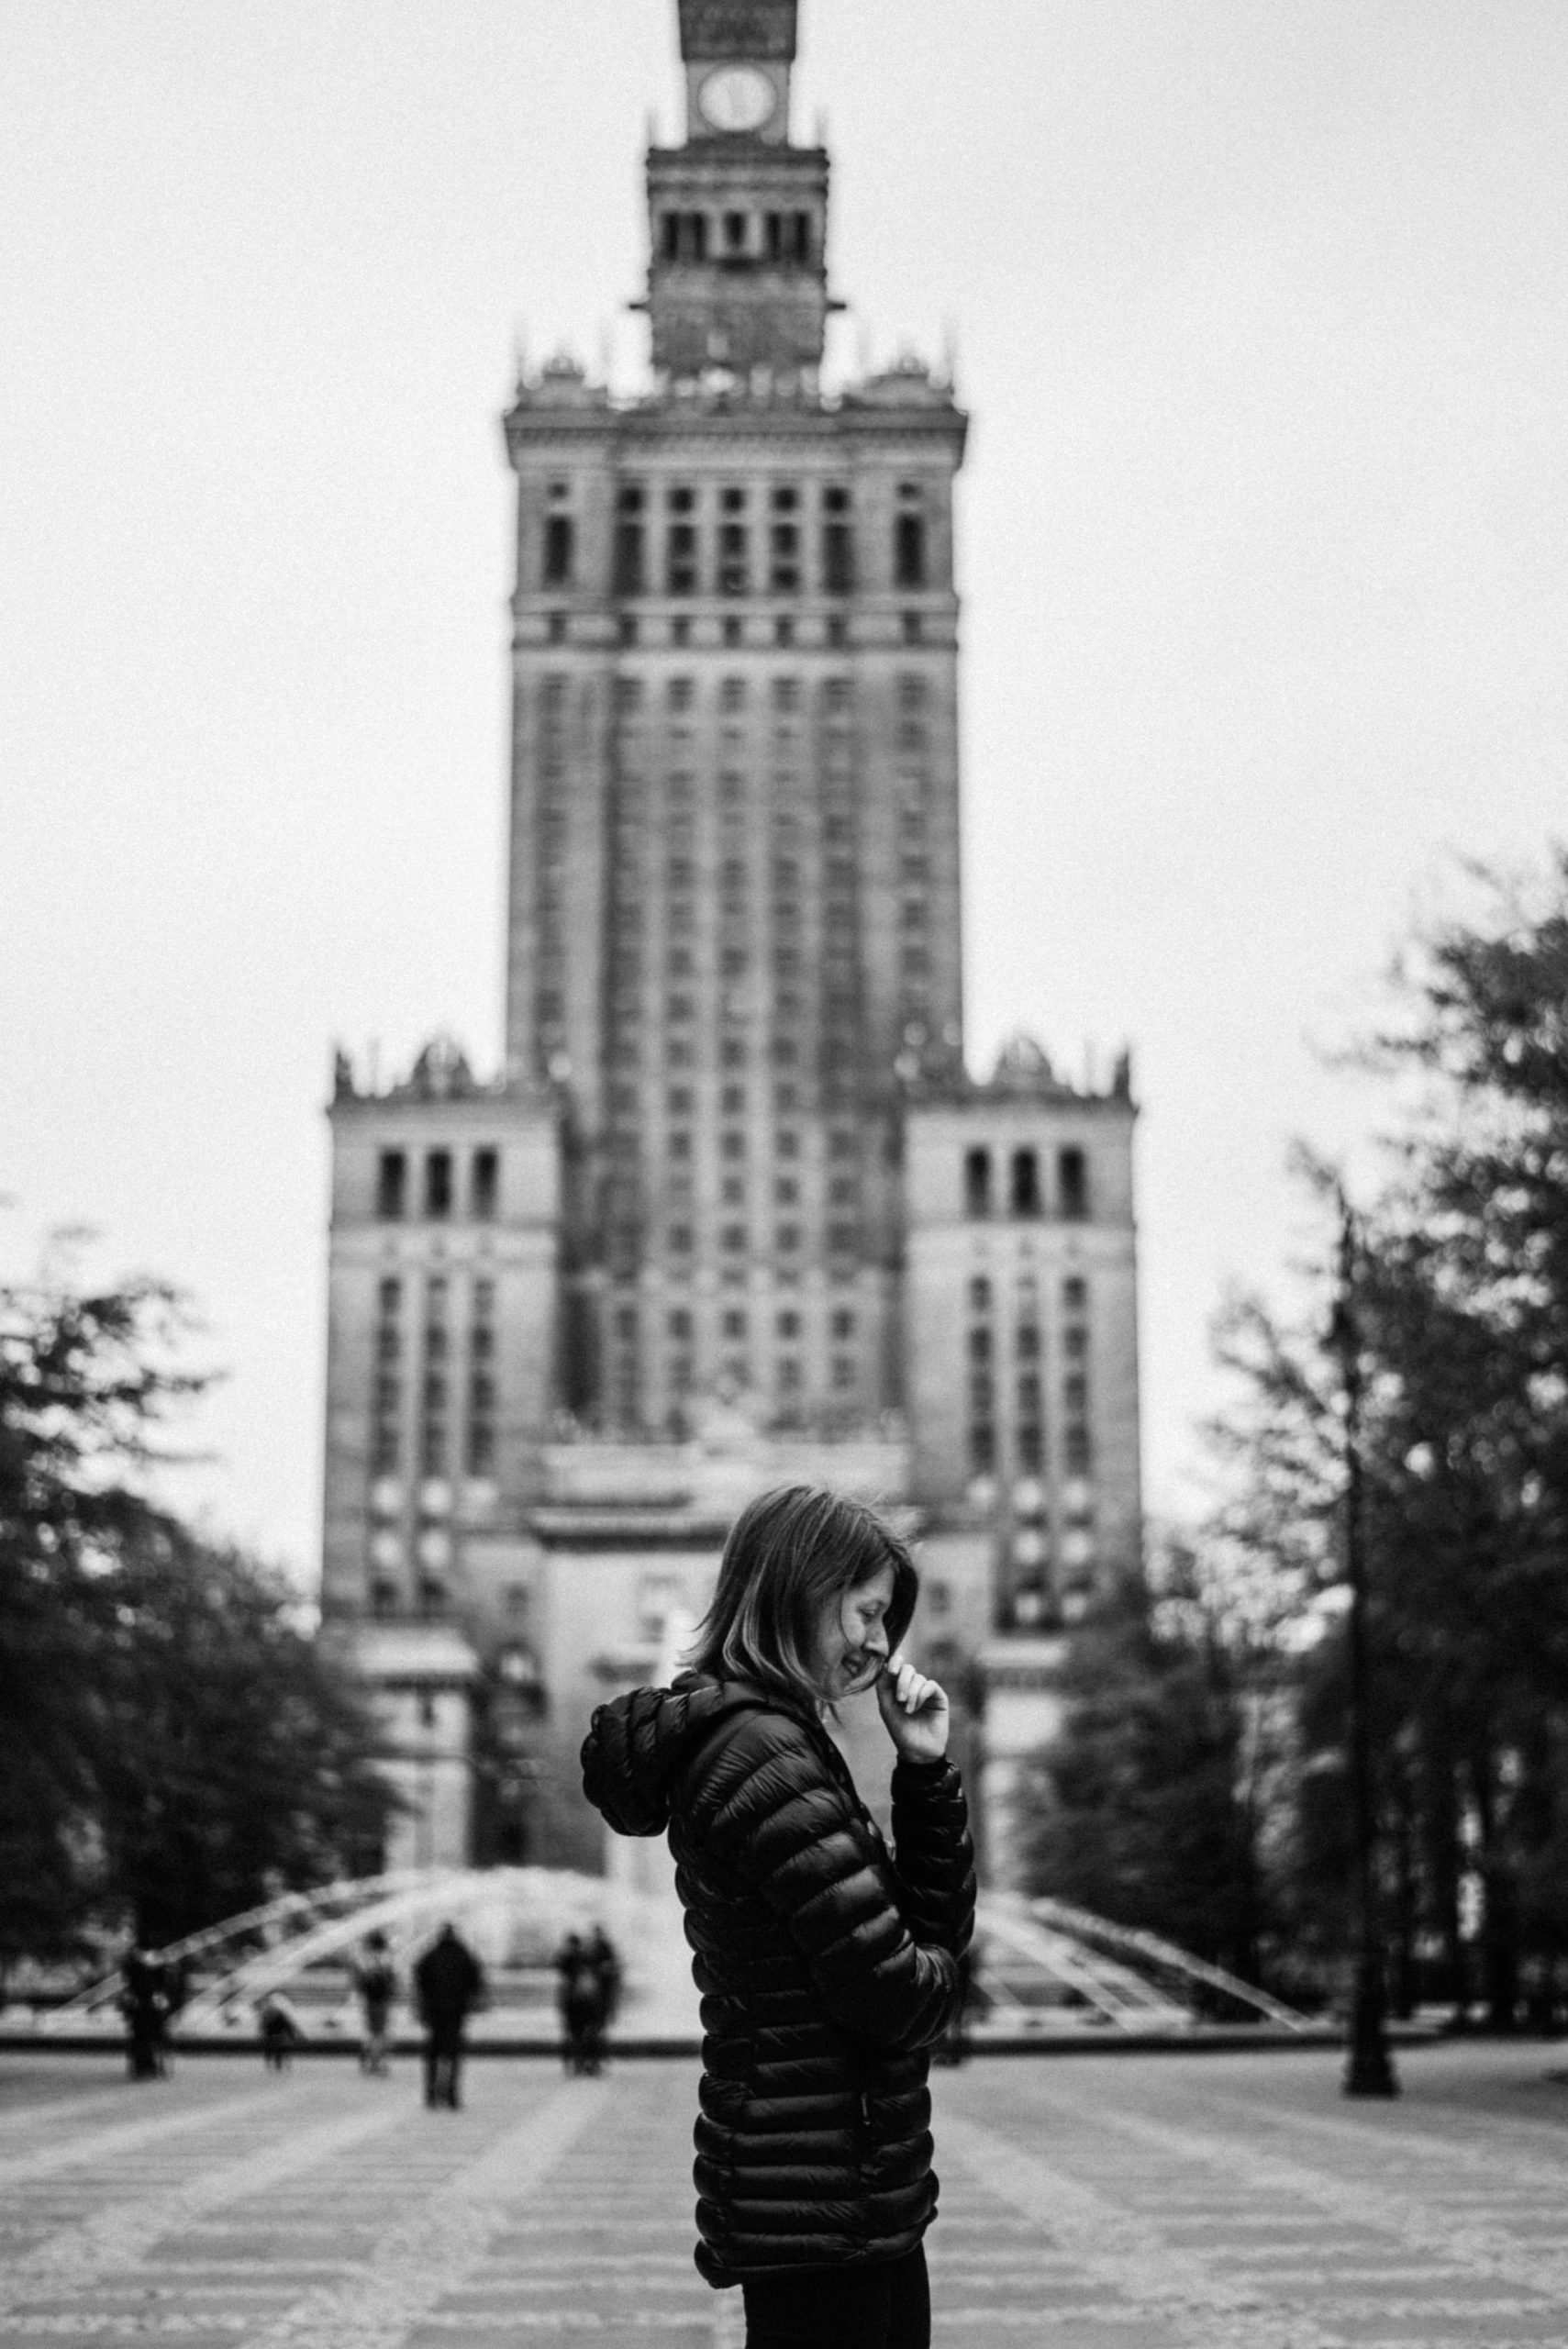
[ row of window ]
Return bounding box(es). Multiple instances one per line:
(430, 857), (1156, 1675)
(539, 484), (929, 598)
(968, 1277), (1092, 1480)
(376, 1148), (497, 1222)
(371, 1275), (499, 1480)
(610, 668), (923, 714)
(603, 610), (919, 648)
(614, 1302), (860, 1342)
(657, 208), (818, 267)
(964, 1145), (1089, 1221)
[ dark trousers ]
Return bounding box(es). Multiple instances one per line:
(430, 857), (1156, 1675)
(741, 2245), (930, 2349)
(562, 1997), (605, 2076)
(423, 2026), (465, 2108)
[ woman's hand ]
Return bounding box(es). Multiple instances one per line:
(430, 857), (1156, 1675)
(874, 1650), (950, 1765)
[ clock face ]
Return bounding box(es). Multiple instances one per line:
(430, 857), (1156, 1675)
(697, 64), (774, 133)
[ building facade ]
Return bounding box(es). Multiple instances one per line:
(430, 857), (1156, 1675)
(320, 0), (1141, 1882)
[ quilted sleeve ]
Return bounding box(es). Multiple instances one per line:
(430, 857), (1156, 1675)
(581, 1687), (674, 1837)
(692, 1711), (963, 2051)
(888, 1755), (976, 1961)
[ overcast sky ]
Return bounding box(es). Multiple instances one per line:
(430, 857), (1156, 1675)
(4, 0), (1565, 1577)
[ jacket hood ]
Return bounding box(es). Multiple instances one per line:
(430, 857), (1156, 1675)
(581, 1672), (785, 1839)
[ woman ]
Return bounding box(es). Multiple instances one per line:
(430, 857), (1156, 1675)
(581, 1485), (975, 2349)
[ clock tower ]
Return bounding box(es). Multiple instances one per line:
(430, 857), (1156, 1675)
(680, 0), (795, 143)
(649, 0), (828, 382)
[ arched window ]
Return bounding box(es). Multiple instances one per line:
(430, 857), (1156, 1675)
(1010, 1148), (1040, 1216)
(1059, 1147), (1088, 1219)
(963, 1147), (992, 1219)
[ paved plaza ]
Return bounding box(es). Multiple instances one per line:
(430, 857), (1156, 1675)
(0, 2041), (1565, 2346)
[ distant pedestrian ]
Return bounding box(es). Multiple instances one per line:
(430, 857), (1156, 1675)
(257, 1990), (305, 2071)
(582, 1484), (974, 2349)
(586, 1925), (623, 2070)
(118, 1948), (165, 2082)
(413, 1922), (484, 2110)
(156, 1956), (189, 2078)
(554, 1931), (604, 2076)
(352, 1932), (397, 2076)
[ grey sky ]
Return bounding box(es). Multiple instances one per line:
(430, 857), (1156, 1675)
(4, 0), (1565, 1574)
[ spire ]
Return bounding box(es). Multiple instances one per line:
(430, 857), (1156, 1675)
(677, 2), (797, 63)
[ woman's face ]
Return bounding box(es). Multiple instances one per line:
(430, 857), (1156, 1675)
(813, 1562), (897, 1700)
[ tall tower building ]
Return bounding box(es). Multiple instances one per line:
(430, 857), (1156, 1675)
(504, 0), (964, 1439)
(320, 0), (1141, 1885)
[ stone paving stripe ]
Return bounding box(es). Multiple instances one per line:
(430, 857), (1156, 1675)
(233, 2080), (612, 2349)
(941, 2110), (1345, 2349)
(1196, 2082), (1568, 2198)
(0, 2086), (303, 2196)
(0, 2102), (408, 2315)
(1040, 2088), (1568, 2312)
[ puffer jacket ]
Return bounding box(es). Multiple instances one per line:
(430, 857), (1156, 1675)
(581, 1671), (975, 2287)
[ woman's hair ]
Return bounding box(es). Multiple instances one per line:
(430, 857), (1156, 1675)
(687, 1484), (918, 1709)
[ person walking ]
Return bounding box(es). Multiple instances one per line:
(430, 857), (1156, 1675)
(553, 1932), (600, 2076)
(352, 1932), (397, 2076)
(412, 1921), (484, 2110)
(256, 1990), (304, 2071)
(584, 1924), (622, 2073)
(118, 1947), (165, 2082)
(582, 1485), (973, 2349)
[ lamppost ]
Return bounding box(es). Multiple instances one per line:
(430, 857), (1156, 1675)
(1330, 1192), (1399, 2099)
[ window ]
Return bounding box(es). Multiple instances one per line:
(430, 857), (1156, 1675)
(667, 211), (707, 262)
(1017, 1321), (1040, 1359)
(472, 1148), (499, 1219)
(1060, 1147), (1089, 1219)
(1018, 1422), (1044, 1475)
(822, 489), (854, 595)
(667, 524), (698, 596)
(614, 511), (645, 596)
(543, 514), (574, 587)
(770, 522), (800, 593)
(1011, 1149), (1040, 1217)
(724, 209), (747, 252)
(720, 675), (747, 712)
(895, 507), (926, 590)
(721, 1309), (748, 1340)
(969, 1275), (992, 1312)
(425, 1151), (452, 1219)
(1065, 1422), (1093, 1474)
(718, 522), (749, 596)
(963, 1147), (992, 1219)
(1063, 1275), (1088, 1312)
(968, 1326), (993, 1364)
(376, 1151), (406, 1220)
(777, 1309), (801, 1338)
(421, 1299), (448, 1475)
(969, 1422), (995, 1474)
(373, 1281), (402, 1472)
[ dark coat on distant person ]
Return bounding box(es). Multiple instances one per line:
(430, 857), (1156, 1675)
(581, 1672), (974, 2288)
(413, 1929), (484, 2036)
